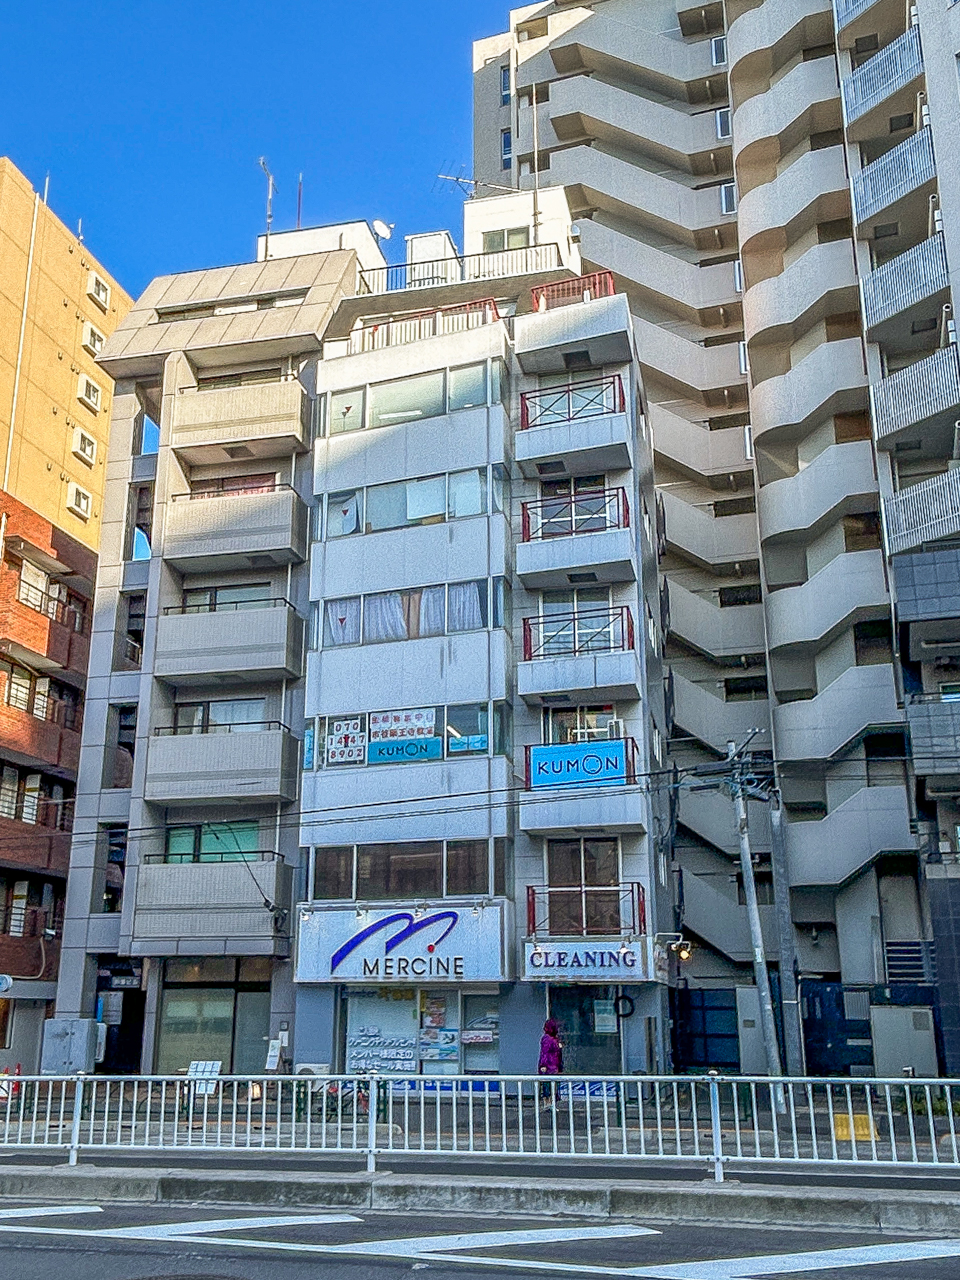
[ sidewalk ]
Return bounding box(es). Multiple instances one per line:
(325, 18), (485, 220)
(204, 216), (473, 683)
(3, 1162), (960, 1234)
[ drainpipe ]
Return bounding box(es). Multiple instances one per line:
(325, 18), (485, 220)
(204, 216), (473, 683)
(5, 192), (41, 492)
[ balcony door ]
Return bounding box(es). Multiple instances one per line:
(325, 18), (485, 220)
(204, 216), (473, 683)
(539, 587), (612, 657)
(538, 475), (607, 539)
(545, 837), (621, 937)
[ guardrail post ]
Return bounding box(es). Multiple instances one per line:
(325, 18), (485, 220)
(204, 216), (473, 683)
(366, 1074), (378, 1174)
(707, 1071), (724, 1183)
(68, 1074), (86, 1166)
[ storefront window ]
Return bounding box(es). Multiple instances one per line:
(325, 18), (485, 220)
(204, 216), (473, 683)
(313, 846), (354, 898)
(357, 841), (443, 899)
(154, 958), (271, 1075)
(445, 840), (488, 895)
(341, 988), (500, 1076)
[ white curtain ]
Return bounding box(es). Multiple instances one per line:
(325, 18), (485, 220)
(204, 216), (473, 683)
(363, 592), (408, 643)
(328, 492), (360, 537)
(323, 598), (361, 646)
(419, 585), (446, 637)
(448, 581), (484, 633)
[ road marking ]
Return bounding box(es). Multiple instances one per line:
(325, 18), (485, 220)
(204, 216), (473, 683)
(95, 1212), (363, 1239)
(624, 1239), (960, 1278)
(0, 1206), (102, 1221)
(322, 1226), (658, 1256)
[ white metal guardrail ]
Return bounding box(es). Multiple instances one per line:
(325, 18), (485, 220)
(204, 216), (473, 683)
(4, 1073), (960, 1181)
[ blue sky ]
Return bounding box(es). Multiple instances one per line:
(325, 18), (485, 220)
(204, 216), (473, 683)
(3, 1), (511, 297)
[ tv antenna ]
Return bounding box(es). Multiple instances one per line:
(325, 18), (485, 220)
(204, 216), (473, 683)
(258, 157), (279, 258)
(436, 168), (516, 198)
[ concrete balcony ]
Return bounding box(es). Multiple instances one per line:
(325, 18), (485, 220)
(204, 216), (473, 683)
(871, 345), (960, 448)
(885, 469), (960, 555)
(633, 316), (745, 402)
(666, 579), (765, 659)
(517, 489), (635, 589)
(862, 234), (949, 337)
(758, 441), (878, 544)
(131, 855), (292, 956)
(751, 338), (867, 444)
(852, 126), (936, 228)
(787, 785), (915, 886)
(774, 664), (902, 761)
(672, 672), (769, 755)
(906, 695), (960, 777)
(144, 723), (300, 803)
(516, 377), (632, 479)
(520, 739), (645, 833)
(680, 869), (776, 964)
(515, 289), (633, 376)
(738, 147), (850, 264)
(162, 486), (308, 572)
(154, 599), (305, 685)
(519, 608), (641, 704)
(841, 27), (923, 138)
(766, 550), (888, 652)
(745, 240), (858, 356)
(171, 379), (311, 464)
(728, 0), (833, 87)
(660, 489), (757, 571)
(734, 57), (841, 197)
(651, 404), (751, 481)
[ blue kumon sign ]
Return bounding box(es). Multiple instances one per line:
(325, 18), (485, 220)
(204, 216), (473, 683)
(368, 738), (443, 764)
(527, 739), (629, 789)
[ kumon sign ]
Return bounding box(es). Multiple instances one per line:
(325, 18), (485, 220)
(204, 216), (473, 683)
(526, 739), (631, 790)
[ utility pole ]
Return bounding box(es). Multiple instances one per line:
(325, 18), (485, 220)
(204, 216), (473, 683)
(769, 794), (804, 1074)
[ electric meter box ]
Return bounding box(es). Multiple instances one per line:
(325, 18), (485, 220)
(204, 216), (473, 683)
(40, 1017), (98, 1074)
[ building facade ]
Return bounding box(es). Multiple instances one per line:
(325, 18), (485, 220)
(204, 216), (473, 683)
(0, 158), (129, 1070)
(473, 0), (960, 1075)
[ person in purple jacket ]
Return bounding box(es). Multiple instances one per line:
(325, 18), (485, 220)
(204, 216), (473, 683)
(538, 1018), (563, 1106)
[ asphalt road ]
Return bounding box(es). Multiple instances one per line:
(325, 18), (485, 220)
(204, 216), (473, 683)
(0, 1202), (959, 1279)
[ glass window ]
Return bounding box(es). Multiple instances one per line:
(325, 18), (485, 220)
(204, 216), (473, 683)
(448, 363), (487, 412)
(198, 820), (259, 860)
(323, 598), (361, 646)
(367, 475), (447, 531)
(447, 469), (486, 519)
(330, 388), (364, 434)
(368, 371), (445, 430)
(494, 702), (512, 757)
(207, 698), (264, 731)
(449, 580), (487, 632)
(156, 986), (235, 1075)
(507, 226), (530, 249)
(492, 463), (508, 514)
(313, 846), (354, 898)
(164, 827), (198, 862)
(214, 583), (272, 609)
(482, 229), (505, 253)
(446, 840), (489, 895)
(173, 703), (205, 735)
(327, 490), (362, 538)
(357, 842), (442, 899)
(446, 703), (489, 755)
(545, 705), (616, 744)
(493, 576), (509, 628)
(501, 130), (512, 170)
(491, 359), (507, 406)
(494, 838), (507, 896)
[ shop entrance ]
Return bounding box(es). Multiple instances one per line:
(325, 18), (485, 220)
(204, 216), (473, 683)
(548, 984), (622, 1075)
(342, 987), (501, 1075)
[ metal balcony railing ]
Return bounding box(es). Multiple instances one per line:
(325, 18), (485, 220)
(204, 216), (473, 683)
(162, 596), (294, 616)
(357, 243), (561, 295)
(862, 233), (948, 331)
(343, 298), (500, 355)
(842, 27), (923, 125)
(884, 468), (960, 554)
(853, 126), (935, 224)
(525, 881), (646, 939)
(519, 374), (625, 430)
(520, 487), (629, 541)
(834, 0), (884, 29)
(16, 582), (88, 634)
(522, 605), (634, 660)
(143, 849), (281, 865)
(531, 270), (616, 312)
(871, 344), (960, 441)
(155, 720), (291, 737)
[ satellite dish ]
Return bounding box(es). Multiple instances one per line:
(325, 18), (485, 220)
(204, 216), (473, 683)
(372, 220), (394, 241)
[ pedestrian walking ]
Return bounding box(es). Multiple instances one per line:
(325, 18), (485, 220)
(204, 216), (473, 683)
(538, 1017), (563, 1109)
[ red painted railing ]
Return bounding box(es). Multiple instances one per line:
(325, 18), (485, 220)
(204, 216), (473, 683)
(522, 605), (634, 661)
(520, 487), (629, 542)
(530, 270), (616, 312)
(519, 374), (625, 430)
(526, 882), (646, 939)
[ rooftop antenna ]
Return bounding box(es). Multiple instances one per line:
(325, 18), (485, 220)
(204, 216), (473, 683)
(76, 217), (83, 244)
(372, 220), (394, 245)
(258, 157), (278, 259)
(296, 173), (303, 230)
(436, 170), (516, 197)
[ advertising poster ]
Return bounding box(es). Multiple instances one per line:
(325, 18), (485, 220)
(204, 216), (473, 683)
(326, 716), (367, 765)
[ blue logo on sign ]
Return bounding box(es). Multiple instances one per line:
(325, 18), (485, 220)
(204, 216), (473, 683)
(368, 738), (443, 765)
(528, 740), (628, 790)
(331, 911), (459, 973)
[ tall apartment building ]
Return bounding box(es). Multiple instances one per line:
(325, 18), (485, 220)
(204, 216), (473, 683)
(474, 0), (960, 1074)
(51, 185), (673, 1074)
(0, 158), (130, 1070)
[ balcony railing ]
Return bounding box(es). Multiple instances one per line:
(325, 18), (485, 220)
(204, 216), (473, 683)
(16, 582), (87, 634)
(142, 849), (281, 865)
(871, 344), (960, 442)
(522, 605), (634, 660)
(172, 480), (287, 502)
(834, 0), (884, 30)
(842, 27), (923, 125)
(341, 298), (500, 355)
(162, 595), (294, 616)
(0, 790), (73, 832)
(357, 243), (561, 295)
(521, 487), (629, 542)
(155, 719), (290, 737)
(526, 882), (646, 940)
(531, 271), (616, 313)
(524, 736), (640, 790)
(853, 126), (935, 224)
(519, 375), (625, 430)
(884, 468), (960, 554)
(862, 233), (948, 331)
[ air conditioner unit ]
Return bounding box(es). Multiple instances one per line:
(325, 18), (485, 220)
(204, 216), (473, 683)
(607, 718), (625, 740)
(294, 1062), (331, 1076)
(67, 483), (92, 521)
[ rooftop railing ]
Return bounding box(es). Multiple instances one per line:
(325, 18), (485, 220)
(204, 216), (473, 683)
(519, 374), (625, 430)
(522, 605), (634, 661)
(342, 298), (500, 356)
(531, 270), (616, 312)
(521, 487), (629, 542)
(842, 26), (923, 125)
(357, 244), (562, 295)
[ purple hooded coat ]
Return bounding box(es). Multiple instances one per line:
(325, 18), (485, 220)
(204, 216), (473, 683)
(538, 1019), (563, 1075)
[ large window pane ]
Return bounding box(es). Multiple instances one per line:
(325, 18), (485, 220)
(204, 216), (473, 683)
(448, 364), (486, 412)
(357, 842), (442, 899)
(314, 846), (354, 899)
(323, 598), (361, 646)
(583, 838), (619, 885)
(368, 371), (444, 430)
(363, 591), (409, 643)
(547, 840), (582, 888)
(446, 703), (488, 755)
(448, 469), (486, 519)
(330, 388), (364, 434)
(173, 703), (204, 735)
(156, 987), (234, 1075)
(327, 490), (362, 538)
(448, 580), (486, 632)
(165, 827), (198, 862)
(214, 583), (272, 609)
(446, 840), (489, 895)
(198, 820), (260, 860)
(208, 699), (265, 731)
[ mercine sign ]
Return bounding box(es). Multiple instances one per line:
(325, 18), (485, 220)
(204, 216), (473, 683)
(528, 740), (629, 790)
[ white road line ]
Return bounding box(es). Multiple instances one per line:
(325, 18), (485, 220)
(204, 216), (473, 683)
(624, 1239), (960, 1278)
(323, 1226), (658, 1256)
(95, 1213), (362, 1239)
(0, 1206), (102, 1220)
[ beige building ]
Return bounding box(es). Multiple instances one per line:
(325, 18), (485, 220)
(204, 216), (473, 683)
(475, 0), (960, 1077)
(0, 158), (132, 549)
